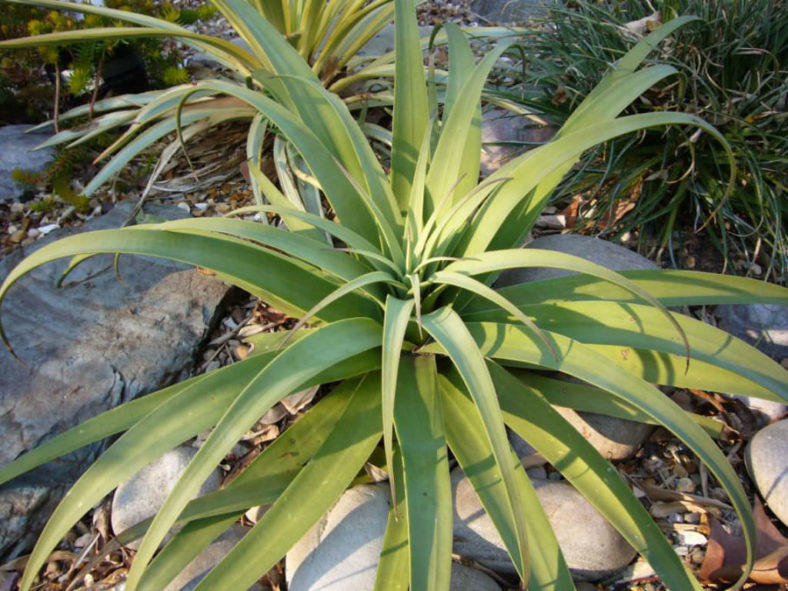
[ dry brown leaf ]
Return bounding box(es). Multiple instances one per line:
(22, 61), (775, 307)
(700, 497), (788, 584)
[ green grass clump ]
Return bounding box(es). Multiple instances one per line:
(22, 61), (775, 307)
(499, 0), (787, 279)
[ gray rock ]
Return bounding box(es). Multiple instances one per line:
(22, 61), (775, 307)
(450, 563), (500, 591)
(716, 303), (788, 362)
(716, 304), (788, 423)
(108, 525), (261, 591)
(0, 125), (55, 202)
(496, 234), (658, 287)
(356, 24), (434, 58)
(287, 484), (389, 590)
(165, 524), (254, 591)
(558, 406), (650, 461)
(471, 0), (555, 23)
(452, 470), (636, 580)
(112, 446), (223, 548)
(746, 420), (788, 527)
(0, 201), (230, 557)
(509, 406), (651, 463)
(480, 107), (555, 177)
(287, 484), (500, 590)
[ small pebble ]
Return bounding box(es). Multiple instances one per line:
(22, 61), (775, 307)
(666, 513), (683, 524)
(690, 547), (705, 565)
(675, 477), (696, 493)
(38, 223), (60, 235)
(194, 202), (209, 211)
(177, 202), (191, 213)
(676, 530), (707, 546)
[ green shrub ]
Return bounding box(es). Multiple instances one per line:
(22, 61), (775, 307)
(0, 3), (786, 590)
(0, 0), (205, 116)
(497, 0), (788, 280)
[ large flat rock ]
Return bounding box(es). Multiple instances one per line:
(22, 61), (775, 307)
(0, 125), (55, 203)
(0, 201), (230, 557)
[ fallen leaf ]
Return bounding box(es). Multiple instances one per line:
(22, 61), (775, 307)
(700, 497), (788, 584)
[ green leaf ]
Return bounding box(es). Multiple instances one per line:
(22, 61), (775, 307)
(425, 42), (510, 213)
(193, 373), (383, 590)
(139, 377), (367, 589)
(0, 0), (254, 71)
(584, 343), (785, 401)
(445, 248), (690, 363)
(0, 228), (378, 355)
(508, 371), (726, 439)
(432, 270), (557, 359)
(462, 112), (734, 256)
(437, 322), (758, 589)
(464, 269), (788, 311)
(381, 296), (415, 509)
(490, 362), (703, 591)
(394, 355), (452, 590)
(391, 0), (429, 210)
(465, 299), (786, 400)
(374, 446), (410, 591)
(421, 307), (530, 586)
(125, 319), (383, 590)
(439, 371), (573, 590)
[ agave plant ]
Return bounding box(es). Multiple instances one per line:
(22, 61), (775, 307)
(1, 1), (787, 590)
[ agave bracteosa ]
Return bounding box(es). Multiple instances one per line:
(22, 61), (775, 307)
(1, 1), (786, 589)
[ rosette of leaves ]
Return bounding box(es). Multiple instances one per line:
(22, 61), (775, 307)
(493, 0), (788, 279)
(1, 3), (786, 590)
(0, 0), (519, 218)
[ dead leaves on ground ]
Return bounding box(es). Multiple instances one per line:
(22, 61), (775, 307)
(700, 497), (788, 585)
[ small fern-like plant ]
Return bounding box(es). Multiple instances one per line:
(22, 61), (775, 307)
(0, 2), (786, 590)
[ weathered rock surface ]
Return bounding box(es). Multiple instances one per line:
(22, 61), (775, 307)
(452, 470), (637, 580)
(496, 234), (659, 287)
(746, 420), (788, 527)
(112, 446), (223, 548)
(509, 407), (652, 464)
(544, 406), (651, 461)
(0, 125), (55, 202)
(0, 201), (230, 557)
(716, 299), (787, 424)
(471, 0), (553, 23)
(165, 523), (252, 591)
(716, 303), (788, 362)
(287, 484), (500, 590)
(480, 107), (555, 177)
(356, 23), (434, 58)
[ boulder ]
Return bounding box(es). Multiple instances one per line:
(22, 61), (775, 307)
(452, 470), (637, 580)
(716, 303), (787, 362)
(496, 234), (659, 287)
(165, 524), (253, 591)
(471, 0), (553, 24)
(0, 201), (230, 557)
(286, 484), (500, 590)
(480, 107), (555, 177)
(746, 420), (788, 527)
(111, 446), (223, 549)
(0, 125), (55, 202)
(715, 304), (787, 424)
